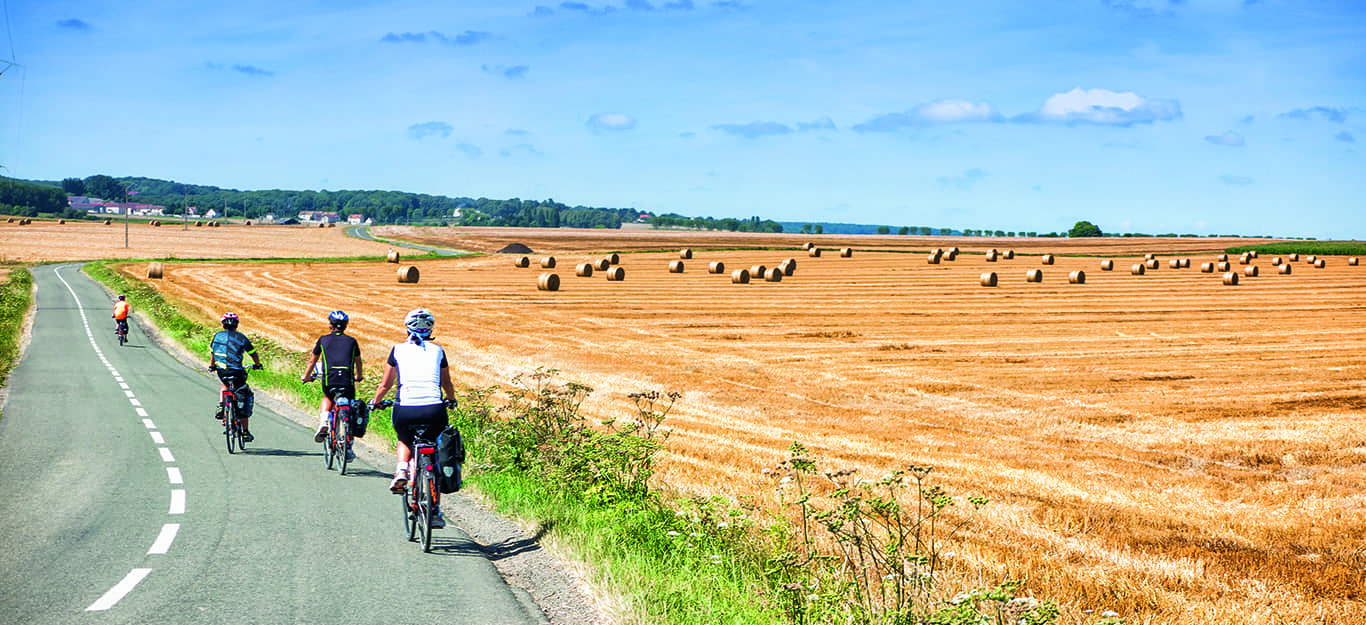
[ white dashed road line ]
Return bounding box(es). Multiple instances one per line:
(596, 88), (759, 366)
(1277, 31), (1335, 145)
(55, 268), (188, 614)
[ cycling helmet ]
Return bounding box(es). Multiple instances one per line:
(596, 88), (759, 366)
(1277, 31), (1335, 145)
(328, 310), (349, 331)
(117, 294), (126, 301)
(221, 312), (239, 330)
(403, 308), (435, 340)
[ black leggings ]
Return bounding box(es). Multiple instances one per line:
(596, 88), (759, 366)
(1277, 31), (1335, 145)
(391, 403), (448, 447)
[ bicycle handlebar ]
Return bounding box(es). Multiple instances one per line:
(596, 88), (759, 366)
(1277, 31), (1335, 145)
(366, 399), (457, 411)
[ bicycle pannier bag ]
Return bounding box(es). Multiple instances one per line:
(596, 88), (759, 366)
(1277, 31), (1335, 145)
(436, 426), (465, 494)
(348, 399), (369, 438)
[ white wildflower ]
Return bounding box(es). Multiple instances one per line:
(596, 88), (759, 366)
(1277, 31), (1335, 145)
(666, 531), (681, 537)
(1102, 610), (1119, 618)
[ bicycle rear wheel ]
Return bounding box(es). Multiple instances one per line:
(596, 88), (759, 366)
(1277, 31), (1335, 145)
(402, 483), (417, 541)
(417, 471), (434, 552)
(337, 410), (350, 476)
(224, 403), (236, 454)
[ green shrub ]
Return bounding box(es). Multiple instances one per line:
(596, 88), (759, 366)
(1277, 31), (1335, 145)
(0, 267), (33, 389)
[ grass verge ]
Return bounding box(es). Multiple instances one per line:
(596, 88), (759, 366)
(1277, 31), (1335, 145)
(1226, 241), (1366, 256)
(0, 267), (34, 417)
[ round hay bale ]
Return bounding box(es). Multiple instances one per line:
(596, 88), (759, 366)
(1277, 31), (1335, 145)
(58, 219), (65, 224)
(1145, 259), (1159, 270)
(1217, 261), (1231, 272)
(1217, 253), (1228, 262)
(194, 221), (202, 227)
(1069, 270), (1086, 284)
(1200, 262), (1215, 273)
(147, 263), (164, 279)
(1003, 250), (1015, 259)
(708, 261), (726, 274)
(1026, 269), (1043, 283)
(749, 264), (767, 278)
(780, 261), (795, 276)
(514, 256), (530, 268)
(1181, 258), (1191, 269)
(928, 251), (942, 264)
(1144, 253), (1155, 260)
(318, 222), (327, 228)
(1041, 254), (1054, 265)
(945, 250), (958, 261)
(1131, 263), (1146, 275)
(1244, 265), (1259, 277)
(731, 269), (750, 284)
(802, 242), (814, 250)
(152, 220), (161, 227)
(537, 273), (560, 291)
(388, 250), (402, 263)
(594, 258), (611, 271)
(4, 217), (11, 223)
(575, 263), (594, 277)
(840, 247), (853, 258)
(1271, 256), (1283, 265)
(328, 222), (336, 228)
(669, 260), (685, 273)
(680, 248), (693, 259)
(980, 272), (997, 287)
(244, 220), (252, 226)
(1101, 259), (1115, 271)
(764, 268), (783, 282)
(808, 247), (822, 257)
(1288, 253), (1299, 262)
(1222, 271), (1239, 286)
(540, 256), (556, 269)
(606, 266), (625, 281)
(607, 253), (620, 265)
(986, 249), (998, 262)
(1249, 250), (1258, 258)
(20, 218), (29, 225)
(1306, 255), (1317, 264)
(1239, 253), (1252, 265)
(397, 265), (420, 283)
(949, 247), (960, 255)
(1279, 263), (1293, 275)
(1349, 257), (1359, 266)
(103, 219), (111, 225)
(1315, 259), (1326, 268)
(1168, 259), (1181, 269)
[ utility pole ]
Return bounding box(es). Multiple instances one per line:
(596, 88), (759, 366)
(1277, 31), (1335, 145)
(183, 185), (189, 230)
(124, 185), (129, 248)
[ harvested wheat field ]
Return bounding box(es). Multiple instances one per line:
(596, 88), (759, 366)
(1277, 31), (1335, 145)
(0, 219), (392, 261)
(116, 229), (1364, 623)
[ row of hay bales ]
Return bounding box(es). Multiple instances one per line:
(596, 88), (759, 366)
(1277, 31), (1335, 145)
(513, 253), (627, 290)
(5, 217), (33, 225)
(979, 270), (1086, 286)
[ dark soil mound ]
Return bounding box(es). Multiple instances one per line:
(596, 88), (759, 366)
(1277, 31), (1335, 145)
(496, 243), (534, 254)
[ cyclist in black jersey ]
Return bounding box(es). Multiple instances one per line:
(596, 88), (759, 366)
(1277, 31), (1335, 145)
(302, 311), (364, 459)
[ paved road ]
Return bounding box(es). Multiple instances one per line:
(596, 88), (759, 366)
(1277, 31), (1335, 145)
(344, 226), (464, 256)
(0, 265), (546, 625)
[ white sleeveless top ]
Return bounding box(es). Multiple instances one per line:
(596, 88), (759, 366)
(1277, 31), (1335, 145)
(386, 340), (447, 406)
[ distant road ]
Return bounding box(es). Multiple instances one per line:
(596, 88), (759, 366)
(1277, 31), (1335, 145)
(0, 265), (545, 625)
(344, 226), (464, 256)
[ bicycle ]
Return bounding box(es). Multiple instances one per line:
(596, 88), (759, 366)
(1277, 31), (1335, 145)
(315, 382), (356, 475)
(115, 319), (128, 346)
(211, 365), (261, 454)
(371, 400), (452, 553)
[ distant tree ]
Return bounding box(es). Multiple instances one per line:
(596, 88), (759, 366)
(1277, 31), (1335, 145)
(83, 175), (124, 201)
(898, 226), (909, 235)
(1007, 231), (1015, 237)
(993, 230), (1005, 237)
(814, 224), (823, 235)
(1068, 220), (1103, 238)
(800, 224), (811, 234)
(918, 226), (931, 236)
(61, 177), (86, 196)
(939, 228), (952, 236)
(877, 225), (890, 235)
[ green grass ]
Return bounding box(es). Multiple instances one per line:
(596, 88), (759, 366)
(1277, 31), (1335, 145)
(0, 267), (34, 408)
(1225, 241), (1366, 256)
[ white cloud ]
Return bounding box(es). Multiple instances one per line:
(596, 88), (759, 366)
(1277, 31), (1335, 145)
(852, 99), (1002, 132)
(586, 112), (637, 131)
(1023, 88), (1181, 126)
(1204, 131), (1245, 147)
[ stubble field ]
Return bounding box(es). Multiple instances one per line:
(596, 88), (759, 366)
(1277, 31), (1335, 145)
(98, 225), (1364, 623)
(0, 219), (392, 261)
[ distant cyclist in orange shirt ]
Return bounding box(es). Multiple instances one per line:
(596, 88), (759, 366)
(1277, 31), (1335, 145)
(112, 295), (131, 338)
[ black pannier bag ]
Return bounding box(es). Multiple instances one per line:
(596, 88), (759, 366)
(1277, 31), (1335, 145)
(435, 425), (465, 494)
(347, 398), (369, 438)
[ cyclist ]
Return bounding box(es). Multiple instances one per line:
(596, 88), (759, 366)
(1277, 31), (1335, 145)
(369, 308), (456, 528)
(302, 310), (364, 460)
(210, 312), (264, 442)
(111, 295), (131, 338)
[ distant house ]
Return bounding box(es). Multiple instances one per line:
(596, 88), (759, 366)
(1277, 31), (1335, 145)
(348, 213), (364, 225)
(298, 210), (341, 224)
(263, 213), (276, 222)
(203, 209), (219, 219)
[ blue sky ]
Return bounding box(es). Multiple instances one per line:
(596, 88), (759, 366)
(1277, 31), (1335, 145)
(1, 0), (1362, 238)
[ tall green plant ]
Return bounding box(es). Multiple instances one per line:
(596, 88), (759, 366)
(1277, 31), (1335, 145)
(0, 267), (33, 390)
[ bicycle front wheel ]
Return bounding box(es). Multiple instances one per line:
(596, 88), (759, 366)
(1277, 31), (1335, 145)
(419, 471), (435, 553)
(402, 482), (417, 541)
(323, 412), (336, 470)
(337, 411), (350, 476)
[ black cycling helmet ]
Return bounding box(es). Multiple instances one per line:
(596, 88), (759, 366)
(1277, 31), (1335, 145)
(117, 294), (126, 301)
(328, 310), (349, 331)
(221, 312), (239, 330)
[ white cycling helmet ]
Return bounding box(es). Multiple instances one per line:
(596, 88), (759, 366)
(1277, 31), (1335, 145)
(404, 308), (435, 340)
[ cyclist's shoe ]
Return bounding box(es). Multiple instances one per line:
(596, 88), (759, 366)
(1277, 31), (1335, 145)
(430, 508), (446, 529)
(389, 471), (409, 494)
(214, 406), (225, 420)
(242, 430), (255, 443)
(345, 447), (356, 462)
(313, 425), (329, 443)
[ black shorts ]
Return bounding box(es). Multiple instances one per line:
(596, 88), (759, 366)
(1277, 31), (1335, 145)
(216, 369), (248, 391)
(323, 385), (355, 401)
(391, 403), (448, 448)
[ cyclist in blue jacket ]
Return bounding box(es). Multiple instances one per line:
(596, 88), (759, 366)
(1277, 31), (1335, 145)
(210, 312), (264, 442)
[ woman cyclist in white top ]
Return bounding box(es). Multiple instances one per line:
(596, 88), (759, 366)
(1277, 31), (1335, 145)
(369, 308), (456, 528)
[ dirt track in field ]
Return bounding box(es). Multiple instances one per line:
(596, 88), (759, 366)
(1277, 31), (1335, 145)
(0, 220), (392, 261)
(116, 227), (1365, 623)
